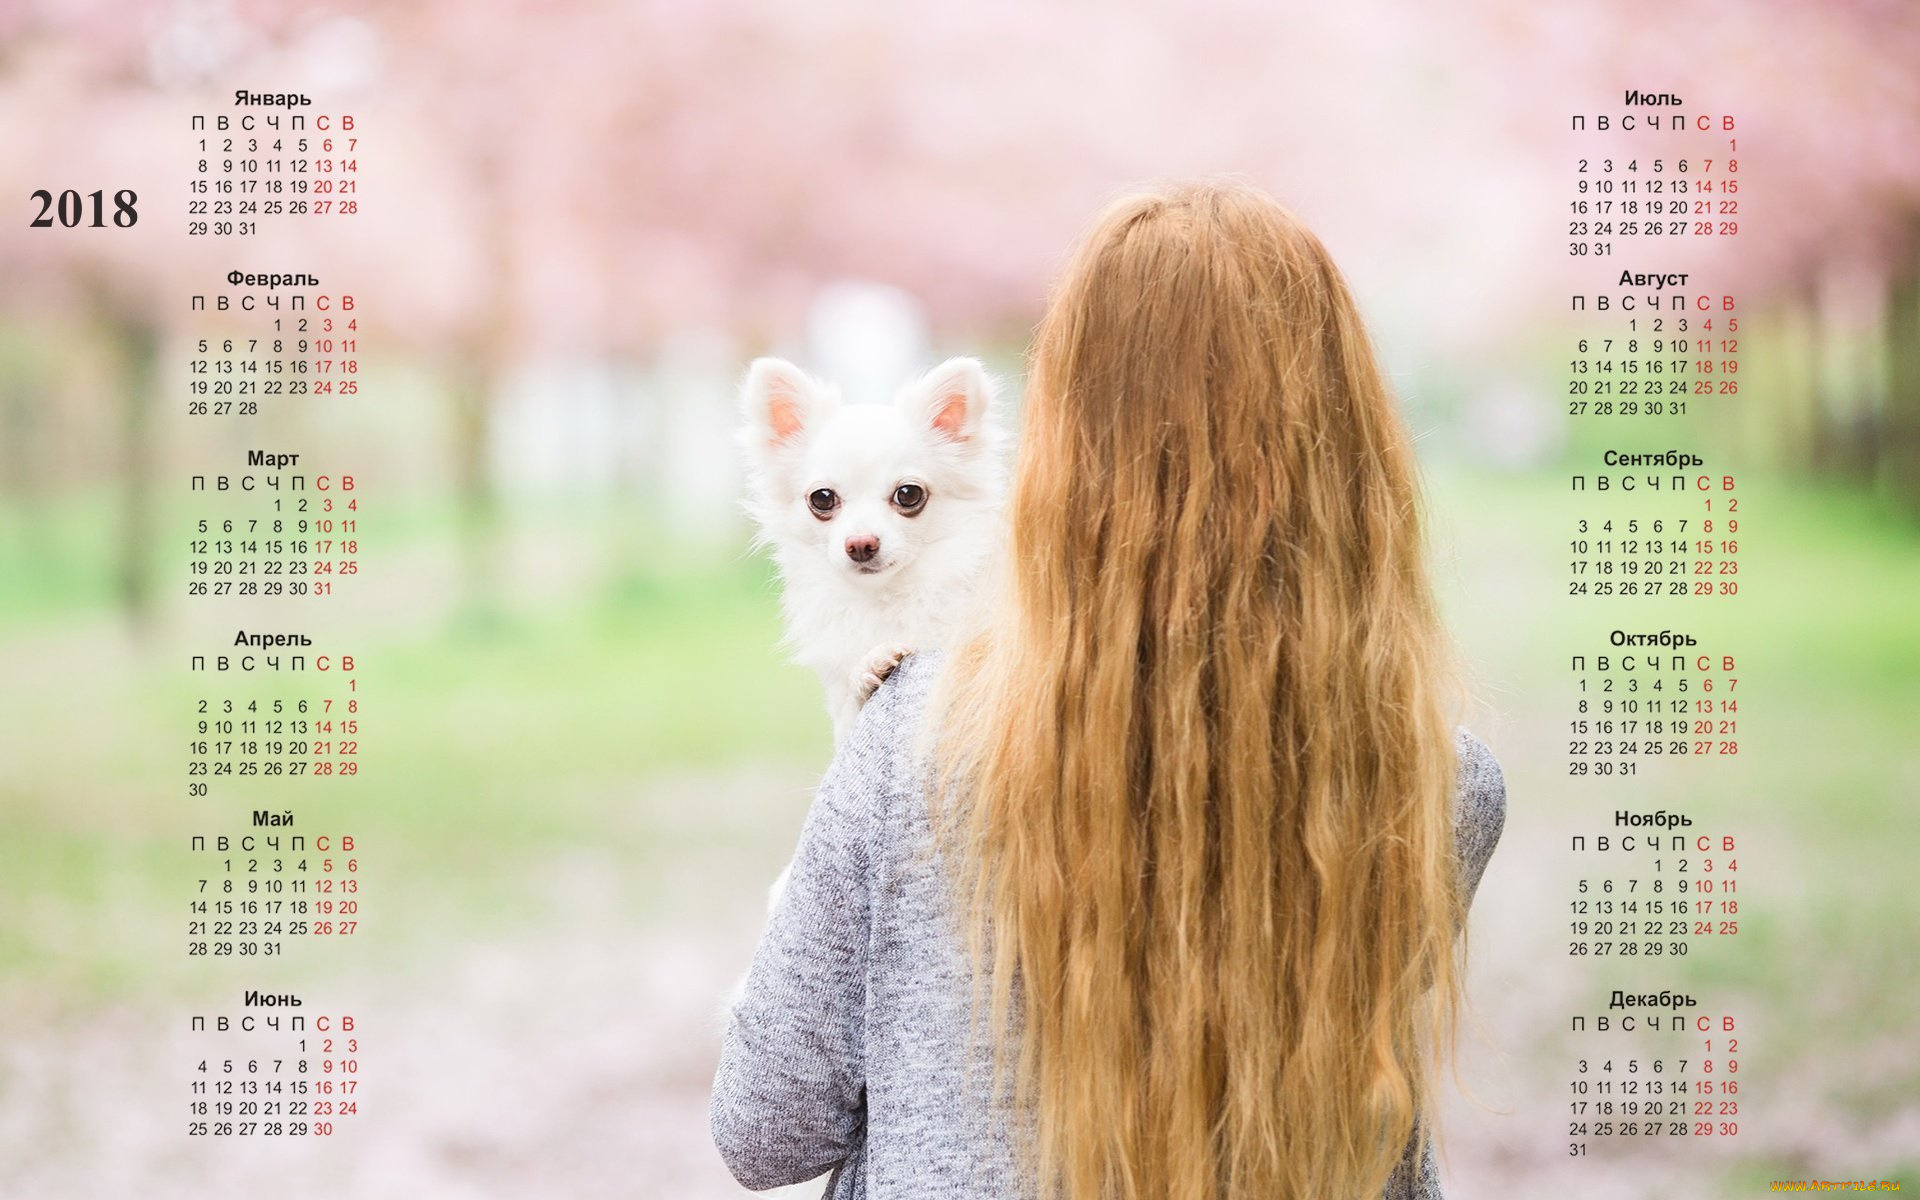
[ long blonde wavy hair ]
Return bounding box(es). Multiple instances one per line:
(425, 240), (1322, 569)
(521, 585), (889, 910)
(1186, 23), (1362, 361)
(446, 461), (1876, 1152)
(931, 181), (1465, 1200)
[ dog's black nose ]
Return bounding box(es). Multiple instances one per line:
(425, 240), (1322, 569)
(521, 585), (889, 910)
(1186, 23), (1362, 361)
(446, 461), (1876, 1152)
(846, 535), (880, 563)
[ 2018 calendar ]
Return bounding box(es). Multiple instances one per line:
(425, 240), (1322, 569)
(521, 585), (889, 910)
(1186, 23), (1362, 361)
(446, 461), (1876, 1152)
(3, 2), (1915, 1197)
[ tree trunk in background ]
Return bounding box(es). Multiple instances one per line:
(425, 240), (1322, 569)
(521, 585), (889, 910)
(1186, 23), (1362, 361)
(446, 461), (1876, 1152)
(1820, 277), (1875, 484)
(0, 350), (47, 584)
(449, 155), (515, 616)
(1884, 223), (1920, 515)
(450, 342), (500, 613)
(1783, 285), (1827, 476)
(106, 292), (160, 635)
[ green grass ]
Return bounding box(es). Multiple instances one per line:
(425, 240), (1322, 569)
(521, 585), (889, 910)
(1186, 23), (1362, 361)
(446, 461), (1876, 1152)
(0, 492), (126, 621)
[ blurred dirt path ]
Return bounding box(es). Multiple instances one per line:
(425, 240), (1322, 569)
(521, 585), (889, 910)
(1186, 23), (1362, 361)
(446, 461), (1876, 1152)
(0, 769), (822, 1200)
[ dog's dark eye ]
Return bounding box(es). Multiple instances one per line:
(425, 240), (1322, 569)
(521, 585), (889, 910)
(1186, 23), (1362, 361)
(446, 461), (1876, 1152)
(807, 488), (840, 519)
(891, 483), (927, 515)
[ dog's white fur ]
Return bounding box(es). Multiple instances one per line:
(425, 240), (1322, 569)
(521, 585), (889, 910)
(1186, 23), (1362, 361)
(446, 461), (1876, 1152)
(738, 355), (1006, 741)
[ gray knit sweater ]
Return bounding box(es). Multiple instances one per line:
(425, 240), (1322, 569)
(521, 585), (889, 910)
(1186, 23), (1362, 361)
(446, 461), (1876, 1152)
(712, 652), (1507, 1198)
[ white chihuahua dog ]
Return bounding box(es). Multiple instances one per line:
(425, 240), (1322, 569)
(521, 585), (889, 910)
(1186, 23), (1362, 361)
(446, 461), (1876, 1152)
(738, 355), (1005, 742)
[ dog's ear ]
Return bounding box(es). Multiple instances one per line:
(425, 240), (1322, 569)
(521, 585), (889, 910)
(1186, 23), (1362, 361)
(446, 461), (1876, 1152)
(741, 358), (831, 451)
(902, 357), (991, 445)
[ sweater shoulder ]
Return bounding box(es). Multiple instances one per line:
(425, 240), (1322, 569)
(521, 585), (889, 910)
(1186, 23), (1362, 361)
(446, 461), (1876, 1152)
(833, 650), (945, 834)
(874, 648), (944, 712)
(1451, 729), (1507, 902)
